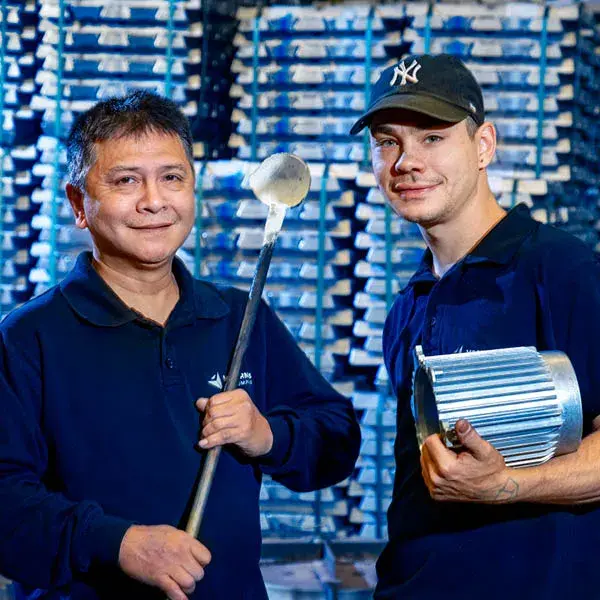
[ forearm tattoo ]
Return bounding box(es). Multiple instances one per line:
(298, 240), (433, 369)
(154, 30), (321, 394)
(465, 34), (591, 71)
(486, 477), (519, 502)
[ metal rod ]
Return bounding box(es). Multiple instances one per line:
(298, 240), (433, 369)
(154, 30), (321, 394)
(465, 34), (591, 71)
(185, 239), (277, 537)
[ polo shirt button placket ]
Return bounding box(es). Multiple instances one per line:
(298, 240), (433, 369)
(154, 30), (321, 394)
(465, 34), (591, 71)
(428, 314), (440, 351)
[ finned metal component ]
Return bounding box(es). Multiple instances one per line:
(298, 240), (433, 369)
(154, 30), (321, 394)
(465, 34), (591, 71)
(412, 346), (582, 468)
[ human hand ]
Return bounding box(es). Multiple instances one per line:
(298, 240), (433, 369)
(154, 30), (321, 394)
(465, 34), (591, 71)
(118, 524), (211, 600)
(196, 389), (273, 458)
(420, 419), (519, 503)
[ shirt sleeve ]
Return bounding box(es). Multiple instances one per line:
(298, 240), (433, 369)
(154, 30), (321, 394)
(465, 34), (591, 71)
(254, 301), (361, 492)
(0, 325), (132, 589)
(543, 253), (600, 433)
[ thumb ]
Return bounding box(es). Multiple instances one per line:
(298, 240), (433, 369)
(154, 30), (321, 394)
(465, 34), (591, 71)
(455, 419), (489, 459)
(196, 397), (208, 412)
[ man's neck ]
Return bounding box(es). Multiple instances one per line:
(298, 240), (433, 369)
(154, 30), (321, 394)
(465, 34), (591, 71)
(422, 192), (506, 279)
(92, 254), (180, 326)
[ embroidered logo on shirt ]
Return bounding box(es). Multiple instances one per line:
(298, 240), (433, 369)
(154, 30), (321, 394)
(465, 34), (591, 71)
(208, 371), (253, 390)
(390, 59), (421, 86)
(208, 372), (224, 390)
(239, 371), (253, 387)
(453, 345), (477, 353)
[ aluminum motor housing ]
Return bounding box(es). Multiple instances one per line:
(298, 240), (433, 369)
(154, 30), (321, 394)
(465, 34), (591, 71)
(412, 346), (582, 468)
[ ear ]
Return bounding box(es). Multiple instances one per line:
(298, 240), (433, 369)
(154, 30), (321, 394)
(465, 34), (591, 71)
(476, 122), (496, 170)
(65, 183), (88, 229)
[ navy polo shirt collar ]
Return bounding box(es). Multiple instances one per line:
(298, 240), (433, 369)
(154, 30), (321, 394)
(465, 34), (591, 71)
(60, 252), (229, 327)
(407, 203), (536, 288)
(464, 203), (537, 266)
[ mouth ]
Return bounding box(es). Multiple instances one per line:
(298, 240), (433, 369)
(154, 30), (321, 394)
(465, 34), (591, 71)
(391, 182), (441, 199)
(130, 224), (174, 230)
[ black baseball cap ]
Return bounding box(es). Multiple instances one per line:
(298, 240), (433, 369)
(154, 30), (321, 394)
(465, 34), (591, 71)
(350, 54), (485, 135)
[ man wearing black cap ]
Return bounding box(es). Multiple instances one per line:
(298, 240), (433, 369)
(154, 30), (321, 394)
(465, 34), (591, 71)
(352, 54), (600, 599)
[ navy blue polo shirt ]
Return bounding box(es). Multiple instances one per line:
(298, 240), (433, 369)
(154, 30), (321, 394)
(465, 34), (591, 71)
(377, 205), (600, 599)
(0, 252), (360, 599)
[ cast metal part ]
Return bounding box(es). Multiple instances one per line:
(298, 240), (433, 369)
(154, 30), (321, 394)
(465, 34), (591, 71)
(412, 346), (582, 468)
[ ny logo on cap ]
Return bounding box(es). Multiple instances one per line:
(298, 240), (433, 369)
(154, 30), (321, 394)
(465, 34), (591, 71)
(390, 60), (421, 86)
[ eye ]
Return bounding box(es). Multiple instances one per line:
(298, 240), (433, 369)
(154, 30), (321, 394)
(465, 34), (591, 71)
(164, 173), (184, 182)
(115, 176), (137, 185)
(424, 134), (443, 144)
(374, 138), (398, 148)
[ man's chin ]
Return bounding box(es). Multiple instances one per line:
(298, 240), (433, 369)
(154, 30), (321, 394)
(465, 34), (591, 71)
(393, 208), (438, 228)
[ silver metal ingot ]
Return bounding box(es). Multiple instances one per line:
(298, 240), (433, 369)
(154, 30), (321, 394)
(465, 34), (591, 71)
(412, 346), (583, 468)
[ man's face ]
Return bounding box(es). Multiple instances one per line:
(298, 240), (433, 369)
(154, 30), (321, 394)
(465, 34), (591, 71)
(70, 131), (195, 269)
(369, 109), (489, 228)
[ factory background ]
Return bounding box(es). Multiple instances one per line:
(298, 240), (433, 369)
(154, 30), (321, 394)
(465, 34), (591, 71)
(0, 0), (598, 596)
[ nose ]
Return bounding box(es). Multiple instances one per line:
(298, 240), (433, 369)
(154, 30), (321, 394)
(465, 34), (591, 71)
(393, 147), (425, 174)
(137, 179), (167, 214)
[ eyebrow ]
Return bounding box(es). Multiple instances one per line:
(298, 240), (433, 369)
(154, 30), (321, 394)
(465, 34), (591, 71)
(106, 164), (189, 177)
(371, 121), (453, 135)
(370, 124), (396, 136)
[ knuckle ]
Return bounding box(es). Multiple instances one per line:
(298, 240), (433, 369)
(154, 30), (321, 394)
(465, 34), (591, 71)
(437, 463), (451, 479)
(161, 581), (180, 600)
(179, 571), (194, 588)
(183, 582), (196, 595)
(430, 472), (443, 488)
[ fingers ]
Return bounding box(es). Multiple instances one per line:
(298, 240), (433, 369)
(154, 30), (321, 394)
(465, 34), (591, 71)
(420, 435), (457, 497)
(201, 415), (237, 439)
(197, 390), (256, 450)
(422, 434), (455, 474)
(190, 542), (212, 567)
(454, 419), (489, 460)
(160, 574), (187, 600)
(118, 524), (211, 598)
(159, 546), (209, 599)
(202, 404), (239, 426)
(197, 394), (231, 411)
(199, 425), (239, 449)
(171, 566), (196, 595)
(196, 389), (251, 414)
(420, 443), (435, 492)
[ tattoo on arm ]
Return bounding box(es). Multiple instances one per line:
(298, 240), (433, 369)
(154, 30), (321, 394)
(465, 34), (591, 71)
(485, 477), (519, 502)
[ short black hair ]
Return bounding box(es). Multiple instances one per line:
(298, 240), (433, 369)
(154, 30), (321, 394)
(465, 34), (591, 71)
(66, 90), (194, 189)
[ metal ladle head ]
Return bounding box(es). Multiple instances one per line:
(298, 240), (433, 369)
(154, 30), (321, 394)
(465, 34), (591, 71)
(247, 153), (311, 208)
(246, 153), (311, 243)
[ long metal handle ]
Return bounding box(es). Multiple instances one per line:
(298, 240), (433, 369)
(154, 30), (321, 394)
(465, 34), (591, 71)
(184, 240), (277, 538)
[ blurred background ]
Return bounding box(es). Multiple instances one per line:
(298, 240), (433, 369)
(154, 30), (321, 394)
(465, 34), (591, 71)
(0, 0), (599, 596)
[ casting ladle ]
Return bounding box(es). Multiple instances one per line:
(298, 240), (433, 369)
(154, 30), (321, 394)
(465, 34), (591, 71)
(183, 153), (311, 539)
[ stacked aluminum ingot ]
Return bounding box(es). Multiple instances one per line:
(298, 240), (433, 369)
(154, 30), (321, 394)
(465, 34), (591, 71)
(412, 346), (582, 468)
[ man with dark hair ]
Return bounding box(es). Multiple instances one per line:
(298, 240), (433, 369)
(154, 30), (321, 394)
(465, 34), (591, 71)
(0, 91), (361, 600)
(351, 54), (600, 599)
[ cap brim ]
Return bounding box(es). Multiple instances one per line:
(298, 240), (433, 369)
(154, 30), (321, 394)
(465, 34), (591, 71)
(349, 93), (471, 135)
